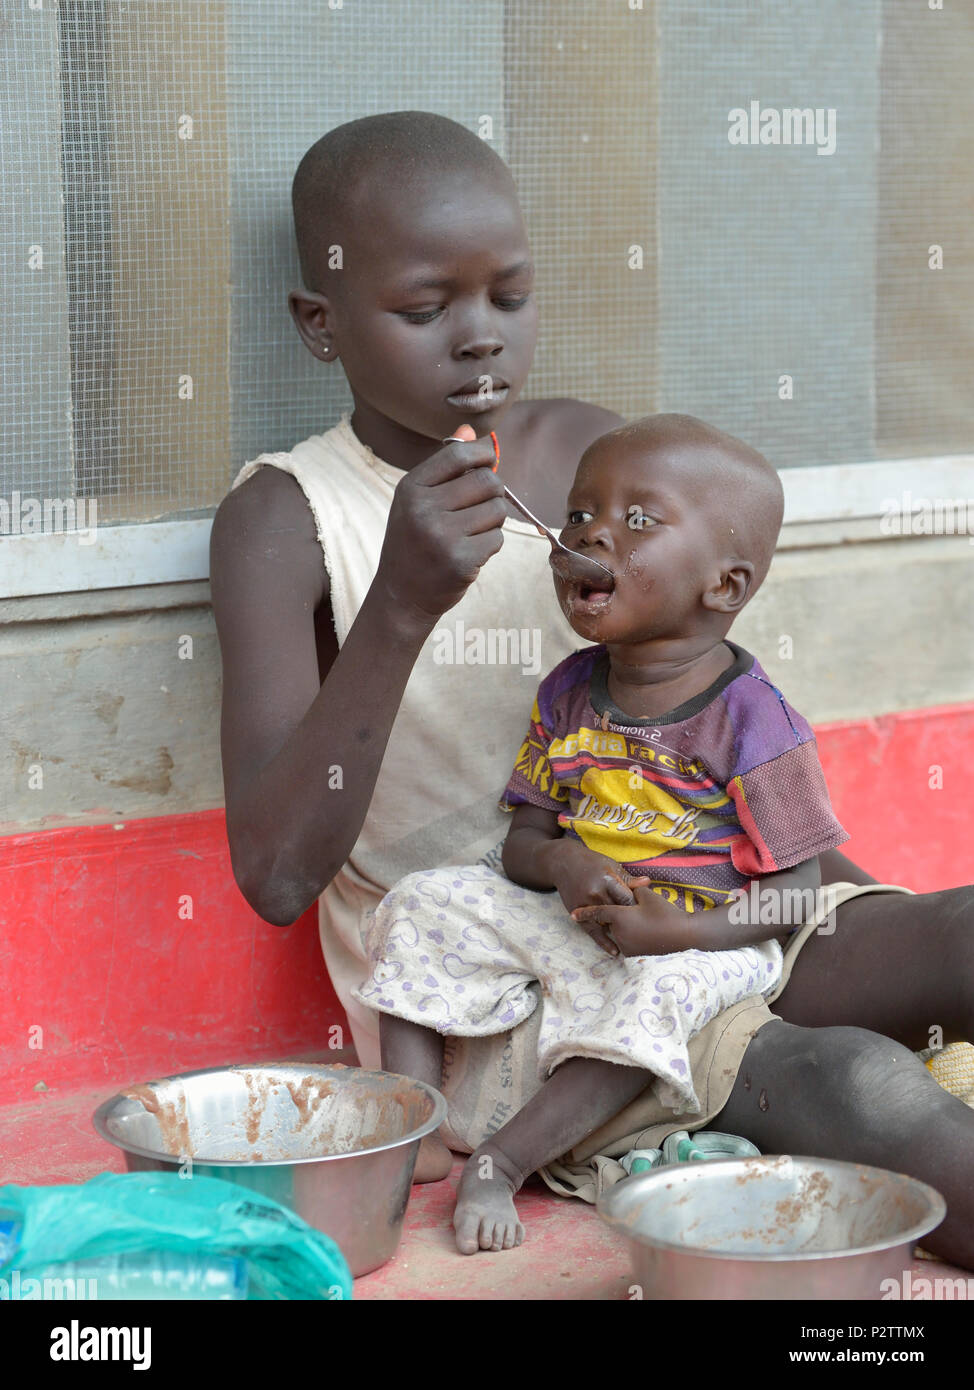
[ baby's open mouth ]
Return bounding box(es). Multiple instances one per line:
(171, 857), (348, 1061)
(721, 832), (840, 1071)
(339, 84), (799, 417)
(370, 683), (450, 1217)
(569, 574), (616, 613)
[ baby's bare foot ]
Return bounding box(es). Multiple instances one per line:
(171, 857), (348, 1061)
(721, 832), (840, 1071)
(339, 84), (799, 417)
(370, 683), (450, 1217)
(453, 1144), (524, 1254)
(412, 1132), (453, 1183)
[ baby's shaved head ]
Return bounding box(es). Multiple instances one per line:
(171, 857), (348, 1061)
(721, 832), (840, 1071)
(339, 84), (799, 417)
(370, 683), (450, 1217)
(609, 414), (784, 591)
(292, 111), (514, 291)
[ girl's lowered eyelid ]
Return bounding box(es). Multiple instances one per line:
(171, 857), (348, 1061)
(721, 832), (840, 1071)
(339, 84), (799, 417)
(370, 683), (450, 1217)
(399, 291), (530, 311)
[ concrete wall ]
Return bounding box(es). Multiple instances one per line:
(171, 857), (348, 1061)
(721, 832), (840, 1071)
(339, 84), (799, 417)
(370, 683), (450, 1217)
(0, 581), (220, 832)
(2, 533), (971, 834)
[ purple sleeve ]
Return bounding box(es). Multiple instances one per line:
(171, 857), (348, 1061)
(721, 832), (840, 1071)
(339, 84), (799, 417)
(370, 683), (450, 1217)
(499, 695), (570, 813)
(721, 671), (848, 873)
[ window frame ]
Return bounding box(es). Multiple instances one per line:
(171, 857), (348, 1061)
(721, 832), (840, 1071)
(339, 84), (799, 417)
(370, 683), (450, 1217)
(2, 455), (971, 599)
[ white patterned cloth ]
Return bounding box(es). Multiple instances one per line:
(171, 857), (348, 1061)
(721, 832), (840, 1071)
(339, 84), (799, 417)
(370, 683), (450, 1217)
(353, 864), (783, 1115)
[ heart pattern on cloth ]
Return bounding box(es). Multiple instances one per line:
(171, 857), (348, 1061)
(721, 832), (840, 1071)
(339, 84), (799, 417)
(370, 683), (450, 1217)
(387, 916), (419, 948)
(462, 921), (502, 952)
(638, 1008), (677, 1038)
(442, 953), (481, 979)
(417, 992), (451, 1018)
(414, 878), (452, 908)
(572, 992), (608, 1014)
(655, 972), (690, 1004)
(353, 862), (785, 1117)
(688, 955), (718, 987)
(372, 958), (403, 984)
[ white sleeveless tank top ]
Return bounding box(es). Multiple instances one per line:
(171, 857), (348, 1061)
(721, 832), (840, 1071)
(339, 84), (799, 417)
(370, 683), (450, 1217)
(231, 414), (580, 1067)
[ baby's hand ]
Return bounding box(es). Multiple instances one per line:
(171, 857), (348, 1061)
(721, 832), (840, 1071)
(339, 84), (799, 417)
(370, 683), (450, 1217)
(544, 841), (650, 948)
(572, 884), (693, 957)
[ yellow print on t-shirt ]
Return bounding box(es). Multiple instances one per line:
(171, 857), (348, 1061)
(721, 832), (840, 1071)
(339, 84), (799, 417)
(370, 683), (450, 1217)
(549, 727), (629, 760)
(562, 766), (729, 862)
(548, 726), (707, 781)
(643, 881), (733, 913)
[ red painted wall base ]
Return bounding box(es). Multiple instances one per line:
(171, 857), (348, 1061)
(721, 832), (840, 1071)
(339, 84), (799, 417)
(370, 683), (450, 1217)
(2, 702), (972, 1107)
(1, 809), (343, 1107)
(816, 702), (973, 894)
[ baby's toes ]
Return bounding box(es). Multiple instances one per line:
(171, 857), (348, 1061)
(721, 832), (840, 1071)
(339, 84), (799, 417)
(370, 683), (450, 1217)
(453, 1213), (480, 1255)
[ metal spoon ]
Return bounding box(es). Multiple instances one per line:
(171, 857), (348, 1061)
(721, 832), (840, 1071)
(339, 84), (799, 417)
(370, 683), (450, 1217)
(443, 430), (614, 588)
(500, 483), (616, 587)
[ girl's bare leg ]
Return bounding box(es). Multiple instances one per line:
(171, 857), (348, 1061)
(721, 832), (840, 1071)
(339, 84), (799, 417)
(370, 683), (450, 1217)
(773, 884), (974, 1048)
(379, 1012), (453, 1182)
(713, 1019), (974, 1270)
(454, 884), (974, 1258)
(715, 883), (974, 1270)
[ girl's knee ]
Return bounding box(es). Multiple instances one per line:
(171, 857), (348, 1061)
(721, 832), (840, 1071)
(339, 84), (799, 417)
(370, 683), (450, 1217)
(767, 1020), (913, 1066)
(722, 1022), (964, 1163)
(939, 886), (974, 962)
(797, 1026), (954, 1160)
(940, 884), (974, 921)
(754, 1022), (932, 1121)
(817, 1026), (927, 1098)
(932, 887), (974, 1036)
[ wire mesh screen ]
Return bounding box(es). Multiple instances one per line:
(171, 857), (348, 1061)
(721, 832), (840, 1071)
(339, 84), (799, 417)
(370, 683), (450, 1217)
(2, 0), (230, 519)
(1, 0), (972, 530)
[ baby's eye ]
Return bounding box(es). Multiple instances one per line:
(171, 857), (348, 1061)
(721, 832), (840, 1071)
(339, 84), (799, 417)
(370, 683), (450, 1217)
(494, 294), (532, 311)
(399, 308), (444, 324)
(626, 506), (658, 531)
(566, 509), (593, 526)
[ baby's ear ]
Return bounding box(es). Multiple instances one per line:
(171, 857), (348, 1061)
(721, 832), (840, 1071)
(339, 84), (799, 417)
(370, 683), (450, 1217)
(701, 561), (755, 614)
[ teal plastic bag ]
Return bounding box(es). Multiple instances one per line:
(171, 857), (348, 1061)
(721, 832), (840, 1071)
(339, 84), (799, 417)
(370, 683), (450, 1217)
(0, 1172), (352, 1301)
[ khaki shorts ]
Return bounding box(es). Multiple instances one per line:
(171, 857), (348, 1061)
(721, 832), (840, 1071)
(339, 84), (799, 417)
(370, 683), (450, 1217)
(437, 881), (915, 1202)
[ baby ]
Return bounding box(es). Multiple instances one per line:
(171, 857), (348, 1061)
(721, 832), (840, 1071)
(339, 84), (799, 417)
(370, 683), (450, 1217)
(354, 413), (850, 1252)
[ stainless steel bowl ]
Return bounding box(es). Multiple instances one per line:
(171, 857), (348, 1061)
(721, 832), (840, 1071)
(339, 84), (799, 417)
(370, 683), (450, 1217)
(597, 1154), (946, 1300)
(93, 1063), (447, 1278)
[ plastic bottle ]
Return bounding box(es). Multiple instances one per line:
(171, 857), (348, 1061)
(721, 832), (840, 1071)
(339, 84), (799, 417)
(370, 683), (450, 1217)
(0, 1213), (22, 1267)
(4, 1249), (248, 1300)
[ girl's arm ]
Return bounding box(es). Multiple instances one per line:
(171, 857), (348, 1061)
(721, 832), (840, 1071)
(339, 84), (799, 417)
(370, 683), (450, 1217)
(210, 433), (505, 925)
(819, 846), (878, 886)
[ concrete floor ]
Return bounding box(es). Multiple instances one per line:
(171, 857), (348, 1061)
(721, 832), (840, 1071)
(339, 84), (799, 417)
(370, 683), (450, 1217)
(0, 1083), (966, 1301)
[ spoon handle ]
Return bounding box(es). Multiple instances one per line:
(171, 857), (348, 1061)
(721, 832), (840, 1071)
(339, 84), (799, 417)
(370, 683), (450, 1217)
(500, 483), (614, 582)
(501, 485), (559, 545)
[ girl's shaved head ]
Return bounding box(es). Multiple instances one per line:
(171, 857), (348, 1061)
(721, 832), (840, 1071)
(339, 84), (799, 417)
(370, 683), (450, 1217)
(292, 111), (515, 290)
